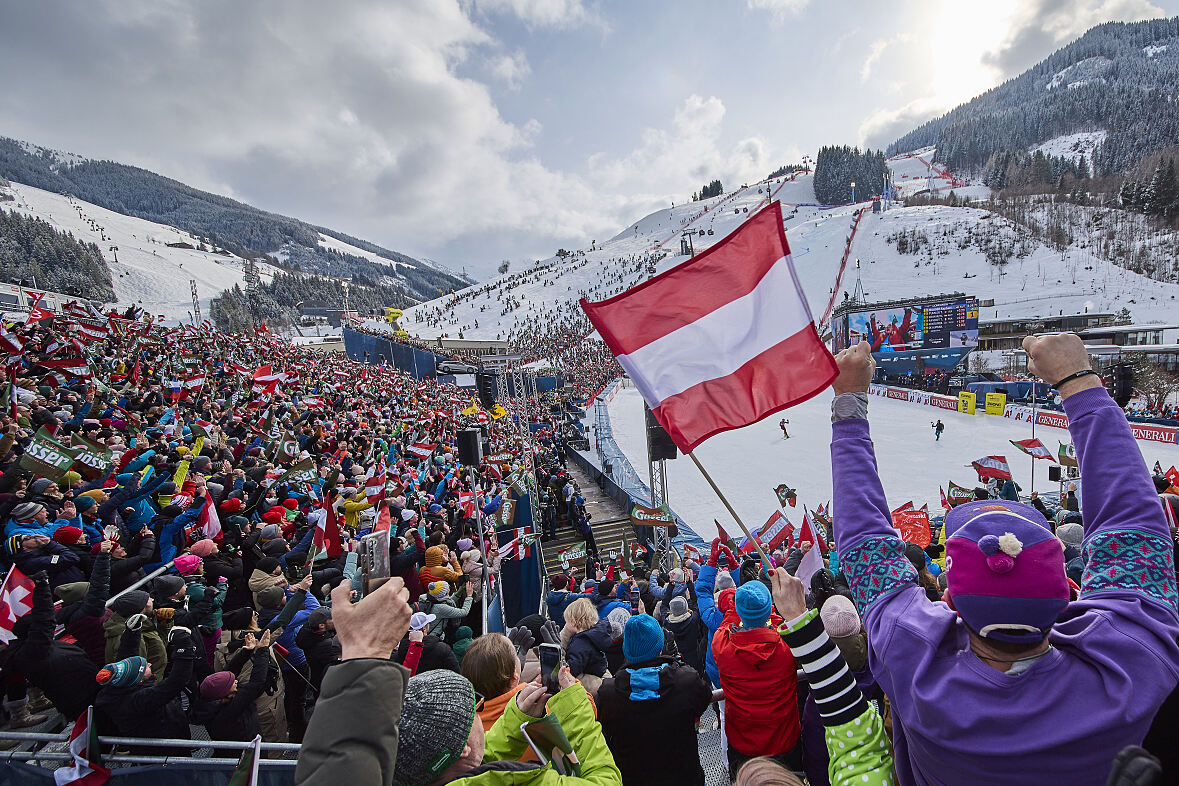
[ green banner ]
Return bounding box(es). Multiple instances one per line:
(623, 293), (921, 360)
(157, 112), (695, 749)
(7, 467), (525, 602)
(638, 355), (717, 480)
(70, 433), (113, 480)
(630, 502), (675, 527)
(20, 426), (78, 481)
(558, 540), (587, 568)
(276, 456), (317, 486)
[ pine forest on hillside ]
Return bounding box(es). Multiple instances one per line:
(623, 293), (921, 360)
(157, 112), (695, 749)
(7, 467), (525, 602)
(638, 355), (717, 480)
(888, 17), (1179, 175)
(209, 271), (414, 332)
(813, 146), (887, 204)
(0, 209), (114, 301)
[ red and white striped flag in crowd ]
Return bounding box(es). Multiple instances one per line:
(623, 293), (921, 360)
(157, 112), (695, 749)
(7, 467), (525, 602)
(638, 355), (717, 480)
(183, 373), (206, 392)
(798, 508), (828, 554)
(54, 706), (109, 786)
(198, 491), (222, 541)
(1164, 498), (1179, 532)
(1010, 438), (1055, 461)
(499, 528), (536, 560)
(972, 455), (1012, 481)
(580, 202), (837, 452)
(0, 327), (23, 356)
(365, 462), (387, 504)
(40, 357), (92, 379)
(26, 292), (52, 323)
(312, 501), (343, 558)
(760, 510), (793, 551)
(0, 565), (35, 644)
(681, 543), (702, 563)
(405, 442), (437, 459)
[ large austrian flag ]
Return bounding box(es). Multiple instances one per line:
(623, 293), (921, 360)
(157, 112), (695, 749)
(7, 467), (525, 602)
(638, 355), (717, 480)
(580, 202), (836, 452)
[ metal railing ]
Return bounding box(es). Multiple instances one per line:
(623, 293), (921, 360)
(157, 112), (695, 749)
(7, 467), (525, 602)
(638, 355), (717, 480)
(0, 730), (300, 767)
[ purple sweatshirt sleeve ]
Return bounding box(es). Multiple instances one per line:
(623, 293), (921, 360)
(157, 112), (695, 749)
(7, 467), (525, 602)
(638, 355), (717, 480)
(830, 417), (919, 616)
(1063, 386), (1178, 611)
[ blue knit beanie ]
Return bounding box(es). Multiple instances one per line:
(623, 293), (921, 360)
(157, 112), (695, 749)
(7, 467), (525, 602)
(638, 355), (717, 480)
(96, 656), (148, 687)
(622, 614), (664, 664)
(735, 581), (773, 627)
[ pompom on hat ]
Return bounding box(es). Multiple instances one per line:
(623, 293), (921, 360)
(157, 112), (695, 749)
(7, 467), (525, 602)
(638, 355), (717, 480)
(96, 656), (148, 687)
(944, 500), (1069, 644)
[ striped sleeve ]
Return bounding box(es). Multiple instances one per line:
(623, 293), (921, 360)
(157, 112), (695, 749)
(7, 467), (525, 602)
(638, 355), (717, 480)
(780, 609), (868, 726)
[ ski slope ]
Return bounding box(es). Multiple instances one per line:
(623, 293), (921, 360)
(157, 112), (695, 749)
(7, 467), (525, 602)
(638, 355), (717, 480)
(1, 181), (280, 322)
(403, 158), (1179, 347)
(606, 384), (1179, 544)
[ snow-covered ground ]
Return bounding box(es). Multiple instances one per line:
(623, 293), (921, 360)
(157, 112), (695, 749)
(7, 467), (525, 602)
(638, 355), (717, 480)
(1, 181), (280, 322)
(886, 148), (991, 201)
(317, 232), (403, 270)
(1031, 131), (1106, 164)
(605, 384), (1179, 543)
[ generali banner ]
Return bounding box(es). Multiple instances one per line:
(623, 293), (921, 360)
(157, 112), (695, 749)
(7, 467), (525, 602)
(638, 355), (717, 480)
(872, 386), (1178, 445)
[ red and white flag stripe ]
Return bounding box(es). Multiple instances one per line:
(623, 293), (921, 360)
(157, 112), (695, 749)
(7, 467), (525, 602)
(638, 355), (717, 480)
(972, 455), (1013, 481)
(581, 202), (836, 451)
(0, 328), (24, 356)
(54, 706), (109, 785)
(1010, 438), (1055, 461)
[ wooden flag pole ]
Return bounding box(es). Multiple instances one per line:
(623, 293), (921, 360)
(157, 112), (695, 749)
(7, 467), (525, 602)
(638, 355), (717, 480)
(688, 451), (773, 571)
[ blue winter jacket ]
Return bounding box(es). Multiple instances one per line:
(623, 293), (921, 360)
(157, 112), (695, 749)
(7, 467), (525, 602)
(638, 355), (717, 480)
(694, 563), (739, 689)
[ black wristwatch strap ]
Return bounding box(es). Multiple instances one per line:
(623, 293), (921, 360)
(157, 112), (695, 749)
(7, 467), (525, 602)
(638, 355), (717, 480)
(1051, 369), (1099, 390)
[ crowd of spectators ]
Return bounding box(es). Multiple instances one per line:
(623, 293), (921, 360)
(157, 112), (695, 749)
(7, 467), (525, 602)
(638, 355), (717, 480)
(3, 307), (1179, 786)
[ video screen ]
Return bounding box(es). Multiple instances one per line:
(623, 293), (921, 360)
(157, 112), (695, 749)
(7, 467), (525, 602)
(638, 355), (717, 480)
(835, 298), (978, 353)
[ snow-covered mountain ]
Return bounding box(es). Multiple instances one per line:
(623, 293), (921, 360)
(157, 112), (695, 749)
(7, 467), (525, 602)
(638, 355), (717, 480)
(0, 178), (280, 321)
(401, 159), (1179, 351)
(888, 17), (1179, 175)
(0, 137), (468, 320)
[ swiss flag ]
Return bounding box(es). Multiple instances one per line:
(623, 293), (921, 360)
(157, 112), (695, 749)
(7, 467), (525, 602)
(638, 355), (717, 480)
(1166, 466), (1179, 489)
(0, 566), (35, 644)
(581, 202), (837, 452)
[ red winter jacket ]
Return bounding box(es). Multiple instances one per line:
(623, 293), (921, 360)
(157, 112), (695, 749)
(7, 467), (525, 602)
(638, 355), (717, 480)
(711, 619), (800, 757)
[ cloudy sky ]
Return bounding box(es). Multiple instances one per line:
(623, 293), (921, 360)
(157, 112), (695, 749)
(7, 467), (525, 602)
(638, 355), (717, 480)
(2, 0), (1175, 279)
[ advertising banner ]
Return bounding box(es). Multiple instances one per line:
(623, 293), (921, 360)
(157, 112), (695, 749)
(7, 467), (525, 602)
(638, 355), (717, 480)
(892, 508), (932, 547)
(957, 391), (977, 415)
(984, 392), (1008, 416)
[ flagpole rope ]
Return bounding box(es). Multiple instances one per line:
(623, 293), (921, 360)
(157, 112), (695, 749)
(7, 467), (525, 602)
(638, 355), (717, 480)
(687, 451), (773, 571)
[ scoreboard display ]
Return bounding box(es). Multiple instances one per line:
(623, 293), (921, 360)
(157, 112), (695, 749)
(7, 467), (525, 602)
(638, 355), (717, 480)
(834, 297), (979, 353)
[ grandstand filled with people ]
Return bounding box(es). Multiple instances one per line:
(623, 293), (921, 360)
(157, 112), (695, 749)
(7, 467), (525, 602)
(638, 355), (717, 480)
(0, 303), (1177, 786)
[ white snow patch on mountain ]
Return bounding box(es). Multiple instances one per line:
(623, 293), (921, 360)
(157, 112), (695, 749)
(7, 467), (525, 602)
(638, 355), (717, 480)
(317, 232), (403, 271)
(1046, 56), (1112, 91)
(0, 181), (279, 322)
(1031, 131), (1107, 163)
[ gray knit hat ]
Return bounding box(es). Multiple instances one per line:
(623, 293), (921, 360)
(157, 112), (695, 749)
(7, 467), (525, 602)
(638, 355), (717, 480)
(10, 502), (44, 521)
(393, 670), (476, 786)
(714, 570), (736, 592)
(1056, 523), (1084, 549)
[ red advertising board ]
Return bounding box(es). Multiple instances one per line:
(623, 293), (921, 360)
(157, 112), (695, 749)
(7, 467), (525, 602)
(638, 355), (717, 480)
(1129, 423), (1178, 444)
(891, 509), (932, 547)
(930, 395), (957, 411)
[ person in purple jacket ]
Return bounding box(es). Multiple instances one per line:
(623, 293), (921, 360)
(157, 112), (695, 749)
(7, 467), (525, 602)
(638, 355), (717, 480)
(829, 335), (1179, 786)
